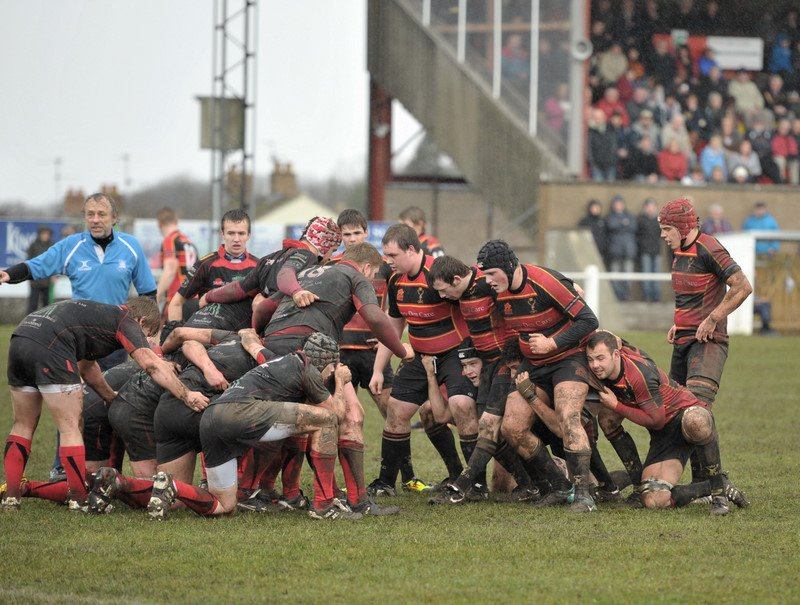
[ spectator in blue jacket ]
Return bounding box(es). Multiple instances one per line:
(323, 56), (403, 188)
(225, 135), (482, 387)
(742, 201), (781, 256)
(700, 134), (728, 179)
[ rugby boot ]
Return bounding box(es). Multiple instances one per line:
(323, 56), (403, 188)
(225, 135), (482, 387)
(67, 499), (88, 513)
(428, 485), (466, 505)
(609, 469), (633, 492)
(237, 491), (282, 513)
(276, 490), (310, 512)
(569, 490), (598, 513)
(624, 486), (645, 508)
(308, 499), (363, 521)
(723, 474), (750, 508)
(401, 477), (432, 493)
(87, 467), (121, 515)
(351, 496), (401, 516)
(464, 482), (489, 503)
(0, 496), (21, 511)
(594, 483), (621, 503)
(710, 495), (730, 516)
(0, 476), (28, 500)
(428, 476), (457, 494)
(255, 487), (281, 505)
(148, 471), (177, 521)
(367, 478), (397, 497)
(532, 485), (575, 508)
(494, 485), (542, 504)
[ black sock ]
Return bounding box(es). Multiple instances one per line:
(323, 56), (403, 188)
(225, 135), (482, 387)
(590, 441), (617, 491)
(565, 448), (593, 497)
(698, 435), (724, 496)
(453, 437), (494, 491)
(379, 431), (410, 486)
(399, 455), (415, 483)
(671, 481), (711, 507)
(459, 433), (481, 483)
(494, 439), (532, 489)
(608, 428), (643, 486)
(425, 423), (463, 479)
(689, 448), (707, 484)
(524, 444), (570, 492)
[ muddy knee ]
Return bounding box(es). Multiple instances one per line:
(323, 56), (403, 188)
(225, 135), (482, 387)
(681, 406), (715, 446)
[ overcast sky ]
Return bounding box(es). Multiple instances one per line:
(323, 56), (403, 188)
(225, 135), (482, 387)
(0, 0), (417, 206)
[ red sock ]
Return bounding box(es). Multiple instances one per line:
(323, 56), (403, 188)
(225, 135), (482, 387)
(3, 436), (31, 499)
(309, 450), (336, 509)
(59, 445), (87, 500)
(25, 480), (69, 503)
(118, 476), (154, 509)
(173, 479), (220, 516)
(237, 449), (255, 486)
(281, 435), (308, 500)
(258, 441), (285, 492)
(338, 439), (367, 506)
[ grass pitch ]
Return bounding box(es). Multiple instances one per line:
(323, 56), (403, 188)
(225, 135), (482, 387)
(0, 327), (799, 604)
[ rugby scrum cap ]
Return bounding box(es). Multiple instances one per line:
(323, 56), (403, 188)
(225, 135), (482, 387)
(302, 332), (339, 371)
(303, 217), (342, 256)
(657, 197), (698, 239)
(476, 240), (518, 284)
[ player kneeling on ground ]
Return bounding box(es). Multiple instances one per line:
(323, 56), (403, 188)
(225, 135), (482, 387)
(144, 333), (363, 521)
(585, 331), (748, 515)
(1, 298), (208, 511)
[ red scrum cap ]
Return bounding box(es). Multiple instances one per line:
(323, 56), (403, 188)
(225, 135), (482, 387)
(658, 197), (698, 239)
(302, 217), (342, 256)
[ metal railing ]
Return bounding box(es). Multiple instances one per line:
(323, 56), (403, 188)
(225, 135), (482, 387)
(563, 265), (672, 317)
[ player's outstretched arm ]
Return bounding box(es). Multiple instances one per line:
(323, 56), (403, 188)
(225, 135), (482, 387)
(131, 348), (209, 411)
(78, 360), (117, 404)
(421, 356), (451, 424)
(238, 328), (266, 362)
(182, 341), (228, 391)
(358, 304), (412, 360)
(695, 270), (754, 342)
(201, 280), (249, 306)
(251, 295), (279, 332)
(167, 292), (186, 322)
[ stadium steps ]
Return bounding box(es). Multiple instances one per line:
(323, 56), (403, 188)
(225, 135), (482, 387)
(367, 0), (570, 238)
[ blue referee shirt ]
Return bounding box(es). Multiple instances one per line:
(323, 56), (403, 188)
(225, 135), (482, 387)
(26, 230), (157, 305)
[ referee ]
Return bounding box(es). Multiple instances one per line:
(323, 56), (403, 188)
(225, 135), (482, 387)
(1, 192), (157, 479)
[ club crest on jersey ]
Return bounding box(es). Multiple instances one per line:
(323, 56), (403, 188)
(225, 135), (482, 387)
(396, 289), (405, 302)
(78, 259), (92, 271)
(117, 259), (127, 271)
(503, 302), (512, 315)
(213, 278), (224, 286)
(417, 287), (425, 304)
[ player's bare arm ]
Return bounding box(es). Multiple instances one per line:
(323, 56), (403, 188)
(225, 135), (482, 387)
(156, 256), (179, 305)
(237, 328), (266, 362)
(516, 371), (562, 437)
(421, 355), (452, 424)
(166, 292), (186, 321)
(78, 360), (117, 404)
(369, 315), (406, 395)
(181, 340), (229, 391)
(131, 348), (209, 411)
(695, 270), (754, 342)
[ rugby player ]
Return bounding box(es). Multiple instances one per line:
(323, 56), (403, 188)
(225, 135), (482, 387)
(399, 206), (445, 258)
(427, 256), (537, 504)
(369, 224), (477, 496)
(331, 209), (428, 492)
(155, 208), (198, 310)
(658, 197), (752, 513)
(1, 298), (208, 511)
(476, 240), (601, 512)
(585, 331), (749, 515)
(166, 209), (258, 321)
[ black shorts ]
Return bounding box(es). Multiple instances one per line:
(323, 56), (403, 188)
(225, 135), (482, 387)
(669, 340), (728, 388)
(154, 394), (208, 465)
(83, 389), (115, 461)
(532, 419), (566, 458)
(518, 352), (596, 404)
(643, 410), (694, 469)
(107, 392), (160, 462)
(481, 361), (515, 417)
(262, 334), (307, 360)
(200, 400), (300, 468)
(390, 348), (477, 406)
(7, 335), (81, 389)
(340, 348), (394, 390)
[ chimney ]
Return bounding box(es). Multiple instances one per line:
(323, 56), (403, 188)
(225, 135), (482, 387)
(270, 160), (299, 199)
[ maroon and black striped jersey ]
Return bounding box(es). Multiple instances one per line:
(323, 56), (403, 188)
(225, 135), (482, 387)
(387, 254), (468, 355)
(330, 253), (393, 350)
(671, 233), (740, 344)
(605, 346), (701, 425)
(13, 300), (151, 360)
(178, 245), (258, 300)
(161, 229), (198, 300)
(419, 233), (444, 258)
(496, 264), (595, 366)
(458, 268), (510, 361)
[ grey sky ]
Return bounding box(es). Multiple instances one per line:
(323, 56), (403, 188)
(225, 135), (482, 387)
(0, 0), (417, 207)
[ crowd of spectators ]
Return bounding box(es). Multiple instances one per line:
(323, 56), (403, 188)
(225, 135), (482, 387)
(588, 0), (800, 185)
(577, 195), (782, 301)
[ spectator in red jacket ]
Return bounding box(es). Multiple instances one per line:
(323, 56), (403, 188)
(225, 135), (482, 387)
(657, 138), (689, 181)
(596, 87), (631, 126)
(771, 118), (799, 184)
